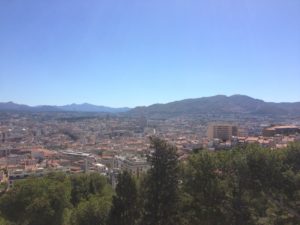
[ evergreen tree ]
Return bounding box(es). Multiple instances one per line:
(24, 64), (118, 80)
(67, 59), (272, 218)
(108, 171), (139, 225)
(183, 151), (229, 225)
(140, 137), (180, 225)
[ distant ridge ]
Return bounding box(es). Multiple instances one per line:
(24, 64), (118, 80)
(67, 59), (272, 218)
(0, 102), (130, 113)
(0, 101), (32, 111)
(57, 103), (130, 113)
(1, 95), (300, 116)
(128, 95), (300, 118)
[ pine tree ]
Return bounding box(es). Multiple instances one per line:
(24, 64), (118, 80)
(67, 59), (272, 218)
(108, 171), (139, 225)
(140, 137), (180, 225)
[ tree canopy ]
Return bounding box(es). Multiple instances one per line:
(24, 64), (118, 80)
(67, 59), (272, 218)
(140, 137), (181, 225)
(108, 171), (139, 225)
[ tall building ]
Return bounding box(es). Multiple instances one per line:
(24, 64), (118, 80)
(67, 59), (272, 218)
(263, 125), (300, 137)
(207, 124), (238, 141)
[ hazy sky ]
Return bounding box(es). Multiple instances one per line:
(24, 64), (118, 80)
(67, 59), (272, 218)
(0, 0), (299, 107)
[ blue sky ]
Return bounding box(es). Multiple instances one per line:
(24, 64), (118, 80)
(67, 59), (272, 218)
(0, 0), (299, 107)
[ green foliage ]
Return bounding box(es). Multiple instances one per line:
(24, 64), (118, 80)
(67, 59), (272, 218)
(183, 151), (230, 225)
(140, 137), (181, 225)
(0, 172), (112, 225)
(0, 175), (71, 225)
(284, 142), (300, 171)
(108, 171), (139, 225)
(182, 144), (300, 225)
(70, 173), (108, 206)
(69, 173), (113, 225)
(70, 195), (111, 225)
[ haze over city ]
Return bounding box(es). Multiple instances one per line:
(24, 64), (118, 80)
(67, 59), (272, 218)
(1, 1), (300, 224)
(1, 0), (300, 107)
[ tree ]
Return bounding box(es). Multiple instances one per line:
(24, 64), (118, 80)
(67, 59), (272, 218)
(71, 195), (111, 225)
(0, 176), (71, 225)
(108, 171), (139, 225)
(244, 145), (300, 224)
(69, 173), (113, 225)
(183, 151), (229, 225)
(140, 137), (180, 225)
(70, 173), (107, 206)
(225, 150), (255, 225)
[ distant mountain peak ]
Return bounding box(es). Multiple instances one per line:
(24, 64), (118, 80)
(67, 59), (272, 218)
(128, 95), (300, 118)
(229, 94), (260, 100)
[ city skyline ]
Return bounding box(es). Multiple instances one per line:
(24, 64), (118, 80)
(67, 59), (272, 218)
(1, 0), (300, 107)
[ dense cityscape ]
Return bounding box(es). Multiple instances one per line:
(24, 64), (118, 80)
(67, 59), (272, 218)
(0, 109), (299, 189)
(0, 106), (299, 224)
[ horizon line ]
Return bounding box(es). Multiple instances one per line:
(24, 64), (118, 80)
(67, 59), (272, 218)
(1, 94), (300, 108)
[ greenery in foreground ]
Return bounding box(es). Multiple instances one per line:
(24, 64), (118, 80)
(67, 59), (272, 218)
(0, 138), (299, 225)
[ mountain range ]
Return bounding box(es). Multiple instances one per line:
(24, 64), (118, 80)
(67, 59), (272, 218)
(128, 95), (300, 118)
(0, 102), (130, 113)
(1, 95), (300, 117)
